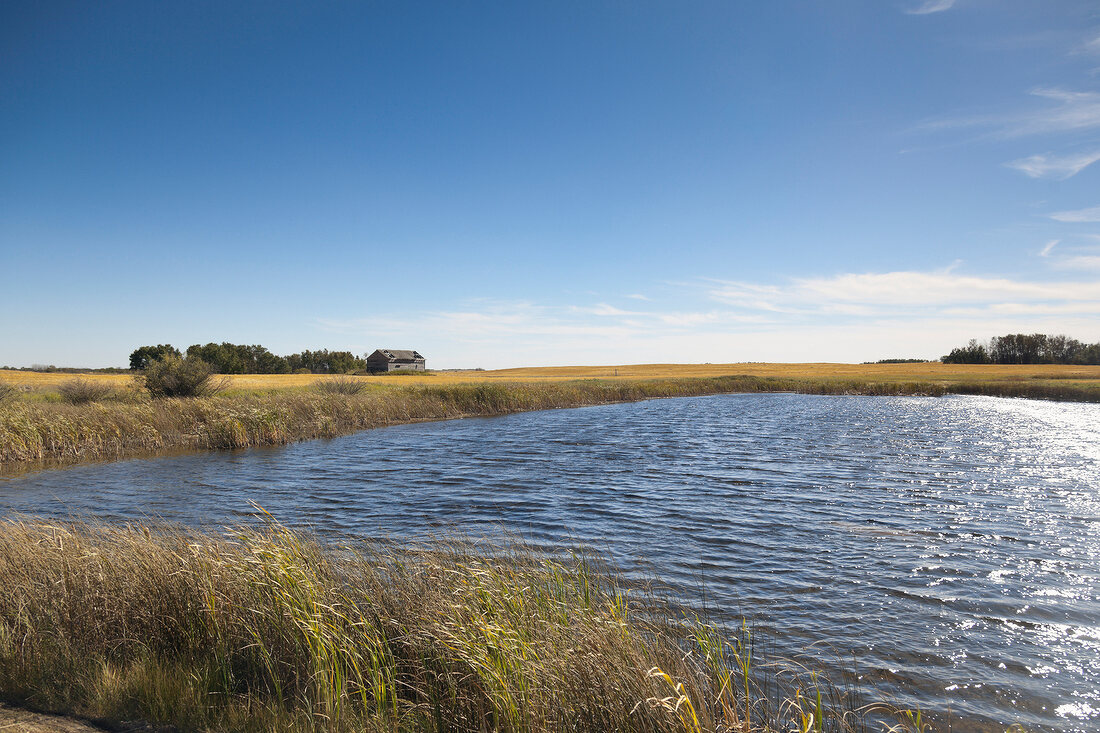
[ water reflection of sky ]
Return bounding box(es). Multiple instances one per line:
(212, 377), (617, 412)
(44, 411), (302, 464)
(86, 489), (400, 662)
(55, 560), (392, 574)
(1, 394), (1098, 732)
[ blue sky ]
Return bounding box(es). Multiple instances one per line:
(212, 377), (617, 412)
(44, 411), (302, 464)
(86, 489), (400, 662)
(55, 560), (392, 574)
(3, 0), (1100, 368)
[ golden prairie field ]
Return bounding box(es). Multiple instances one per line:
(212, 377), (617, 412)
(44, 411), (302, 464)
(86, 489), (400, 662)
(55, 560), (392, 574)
(4, 362), (1100, 392)
(472, 361), (1100, 385)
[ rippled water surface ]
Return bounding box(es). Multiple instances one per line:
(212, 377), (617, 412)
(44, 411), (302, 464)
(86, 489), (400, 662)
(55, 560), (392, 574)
(2, 394), (1099, 731)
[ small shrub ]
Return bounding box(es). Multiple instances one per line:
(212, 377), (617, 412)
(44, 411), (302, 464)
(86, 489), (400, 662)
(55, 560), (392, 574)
(316, 376), (367, 395)
(58, 378), (114, 404)
(141, 355), (227, 398)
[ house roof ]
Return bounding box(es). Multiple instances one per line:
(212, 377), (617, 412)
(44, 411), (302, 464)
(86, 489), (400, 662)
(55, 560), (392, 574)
(370, 349), (424, 361)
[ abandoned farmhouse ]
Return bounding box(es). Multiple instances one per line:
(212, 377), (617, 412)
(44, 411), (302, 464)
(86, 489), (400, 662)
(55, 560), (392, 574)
(366, 349), (426, 372)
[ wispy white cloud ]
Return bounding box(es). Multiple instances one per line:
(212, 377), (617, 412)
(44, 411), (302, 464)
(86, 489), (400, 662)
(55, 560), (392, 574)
(625, 293), (650, 301)
(708, 268), (1100, 311)
(1006, 150), (1100, 179)
(1022, 89), (1100, 135)
(317, 297), (776, 364)
(349, 301), (641, 341)
(1040, 239), (1060, 257)
(905, 0), (955, 15)
(574, 303), (648, 317)
(699, 282), (792, 312)
(1049, 205), (1100, 223)
(921, 89), (1100, 139)
(943, 301), (1100, 316)
(1053, 255), (1100, 271)
(314, 267), (1100, 367)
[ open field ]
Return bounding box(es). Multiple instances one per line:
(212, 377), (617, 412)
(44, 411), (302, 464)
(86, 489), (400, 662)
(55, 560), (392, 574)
(5, 361), (1100, 391)
(487, 361), (1100, 383)
(6, 360), (1100, 385)
(0, 517), (919, 733)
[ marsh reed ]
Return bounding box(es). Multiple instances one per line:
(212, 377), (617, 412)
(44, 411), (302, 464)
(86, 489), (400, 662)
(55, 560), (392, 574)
(316, 376), (370, 395)
(56, 377), (117, 405)
(0, 517), (919, 732)
(2, 373), (1095, 468)
(0, 376), (939, 467)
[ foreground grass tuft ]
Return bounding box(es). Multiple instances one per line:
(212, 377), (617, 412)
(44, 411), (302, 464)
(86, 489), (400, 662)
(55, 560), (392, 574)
(0, 517), (919, 732)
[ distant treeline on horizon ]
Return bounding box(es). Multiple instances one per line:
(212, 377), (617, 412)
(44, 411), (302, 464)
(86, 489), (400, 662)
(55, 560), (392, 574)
(129, 343), (369, 374)
(7, 334), (1100, 374)
(941, 333), (1100, 365)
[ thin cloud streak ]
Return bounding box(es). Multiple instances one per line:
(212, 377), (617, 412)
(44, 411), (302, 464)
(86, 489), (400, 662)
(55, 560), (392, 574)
(1050, 205), (1100, 223)
(709, 270), (1100, 309)
(1019, 89), (1100, 136)
(573, 303), (652, 318)
(920, 89), (1100, 140)
(1006, 150), (1100, 179)
(317, 298), (776, 351)
(943, 302), (1100, 316)
(905, 0), (956, 15)
(1053, 255), (1100, 271)
(1040, 240), (1060, 257)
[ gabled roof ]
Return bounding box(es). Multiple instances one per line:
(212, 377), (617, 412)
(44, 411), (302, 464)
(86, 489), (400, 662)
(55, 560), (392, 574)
(369, 349), (425, 361)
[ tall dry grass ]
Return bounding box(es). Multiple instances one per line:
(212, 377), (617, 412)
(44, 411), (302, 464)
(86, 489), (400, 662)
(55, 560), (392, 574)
(57, 377), (116, 405)
(316, 376), (370, 395)
(3, 375), (1096, 467)
(0, 517), (916, 732)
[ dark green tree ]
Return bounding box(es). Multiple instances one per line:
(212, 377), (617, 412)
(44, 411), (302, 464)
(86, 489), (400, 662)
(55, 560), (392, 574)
(285, 349), (366, 374)
(942, 334), (1100, 365)
(185, 343), (289, 374)
(990, 334), (1046, 364)
(129, 344), (181, 370)
(942, 339), (990, 364)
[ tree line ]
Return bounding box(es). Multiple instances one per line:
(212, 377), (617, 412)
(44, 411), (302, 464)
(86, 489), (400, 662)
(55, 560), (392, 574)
(942, 334), (1100, 365)
(129, 343), (369, 374)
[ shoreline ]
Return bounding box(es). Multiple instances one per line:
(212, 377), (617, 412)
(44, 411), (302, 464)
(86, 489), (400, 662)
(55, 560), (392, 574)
(2, 373), (1098, 471)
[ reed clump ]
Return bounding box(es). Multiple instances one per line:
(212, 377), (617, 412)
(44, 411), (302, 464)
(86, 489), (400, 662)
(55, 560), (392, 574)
(947, 380), (1100, 402)
(316, 376), (369, 395)
(0, 518), (914, 733)
(57, 377), (116, 405)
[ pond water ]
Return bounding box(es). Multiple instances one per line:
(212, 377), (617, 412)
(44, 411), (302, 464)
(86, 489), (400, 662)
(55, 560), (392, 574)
(2, 393), (1098, 731)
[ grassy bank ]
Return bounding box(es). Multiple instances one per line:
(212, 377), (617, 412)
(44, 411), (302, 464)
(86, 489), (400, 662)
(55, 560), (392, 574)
(0, 517), (913, 732)
(2, 370), (1098, 467)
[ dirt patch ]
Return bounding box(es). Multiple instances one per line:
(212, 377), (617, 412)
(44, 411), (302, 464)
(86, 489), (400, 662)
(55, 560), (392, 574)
(0, 704), (176, 733)
(0, 702), (105, 732)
